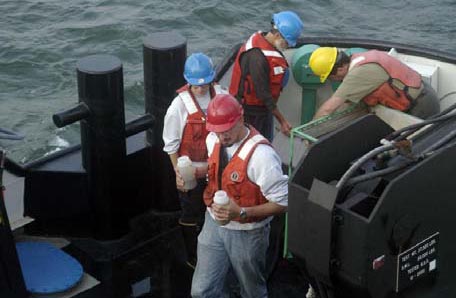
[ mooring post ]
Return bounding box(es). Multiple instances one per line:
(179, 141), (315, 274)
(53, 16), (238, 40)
(142, 32), (187, 211)
(76, 54), (127, 239)
(143, 32), (187, 147)
(53, 53), (157, 239)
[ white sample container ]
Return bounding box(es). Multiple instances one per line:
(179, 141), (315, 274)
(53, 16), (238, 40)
(177, 156), (197, 190)
(213, 190), (230, 225)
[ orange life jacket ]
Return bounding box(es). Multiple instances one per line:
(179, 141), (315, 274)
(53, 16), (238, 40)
(177, 84), (217, 162)
(204, 126), (270, 223)
(229, 32), (289, 106)
(351, 50), (422, 111)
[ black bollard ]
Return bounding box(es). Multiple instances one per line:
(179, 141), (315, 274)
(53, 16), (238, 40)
(76, 54), (127, 239)
(52, 103), (90, 128)
(125, 114), (155, 138)
(143, 32), (187, 147)
(143, 32), (186, 212)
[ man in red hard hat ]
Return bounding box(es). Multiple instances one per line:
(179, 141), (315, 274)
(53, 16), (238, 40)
(191, 94), (289, 297)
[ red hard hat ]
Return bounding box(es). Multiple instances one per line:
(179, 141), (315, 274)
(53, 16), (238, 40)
(206, 94), (243, 133)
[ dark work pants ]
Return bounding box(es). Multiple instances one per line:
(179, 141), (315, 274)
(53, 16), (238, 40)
(178, 178), (206, 264)
(244, 105), (274, 142)
(409, 80), (440, 119)
(178, 178), (207, 226)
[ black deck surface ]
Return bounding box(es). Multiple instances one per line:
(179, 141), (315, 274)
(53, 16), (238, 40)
(73, 257), (309, 298)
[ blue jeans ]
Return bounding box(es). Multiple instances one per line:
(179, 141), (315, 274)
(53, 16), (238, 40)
(191, 212), (270, 298)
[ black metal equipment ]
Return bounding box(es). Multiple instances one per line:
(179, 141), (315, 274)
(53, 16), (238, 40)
(52, 55), (154, 239)
(0, 151), (28, 298)
(142, 32), (187, 211)
(20, 33), (191, 297)
(143, 32), (187, 147)
(52, 55), (128, 239)
(289, 113), (456, 298)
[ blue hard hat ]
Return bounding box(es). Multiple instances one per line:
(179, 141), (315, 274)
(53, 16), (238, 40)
(272, 11), (304, 47)
(184, 53), (216, 86)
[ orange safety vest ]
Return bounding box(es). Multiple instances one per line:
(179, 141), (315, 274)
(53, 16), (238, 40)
(204, 126), (270, 223)
(229, 32), (289, 106)
(351, 50), (422, 111)
(177, 84), (217, 162)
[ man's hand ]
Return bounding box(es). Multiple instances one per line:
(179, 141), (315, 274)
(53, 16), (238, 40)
(212, 198), (241, 222)
(279, 119), (292, 136)
(273, 108), (292, 137)
(313, 95), (345, 119)
(212, 196), (287, 222)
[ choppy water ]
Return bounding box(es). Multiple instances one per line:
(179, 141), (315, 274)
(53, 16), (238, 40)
(1, 0), (455, 163)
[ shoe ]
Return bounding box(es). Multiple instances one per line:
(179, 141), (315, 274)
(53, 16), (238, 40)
(179, 218), (197, 226)
(306, 286), (316, 298)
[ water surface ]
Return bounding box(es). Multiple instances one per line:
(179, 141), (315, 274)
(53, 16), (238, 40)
(1, 0), (455, 162)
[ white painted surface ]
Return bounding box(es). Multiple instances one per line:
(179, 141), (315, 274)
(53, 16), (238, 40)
(30, 273), (100, 298)
(3, 170), (33, 230)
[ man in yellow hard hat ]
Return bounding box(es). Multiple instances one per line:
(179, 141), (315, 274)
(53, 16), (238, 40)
(308, 47), (440, 119)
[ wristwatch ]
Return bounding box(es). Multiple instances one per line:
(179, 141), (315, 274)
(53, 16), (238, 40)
(239, 207), (248, 220)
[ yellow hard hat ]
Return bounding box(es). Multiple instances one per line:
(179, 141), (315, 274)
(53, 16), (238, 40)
(309, 47), (338, 83)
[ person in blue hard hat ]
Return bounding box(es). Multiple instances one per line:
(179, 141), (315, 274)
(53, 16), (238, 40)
(230, 10), (304, 141)
(163, 53), (228, 268)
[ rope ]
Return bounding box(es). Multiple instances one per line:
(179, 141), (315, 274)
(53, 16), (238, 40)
(0, 128), (24, 140)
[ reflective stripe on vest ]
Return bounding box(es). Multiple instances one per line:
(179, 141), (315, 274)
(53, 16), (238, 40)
(179, 91), (199, 115)
(245, 33), (283, 58)
(229, 32), (288, 106)
(238, 134), (267, 160)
